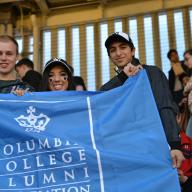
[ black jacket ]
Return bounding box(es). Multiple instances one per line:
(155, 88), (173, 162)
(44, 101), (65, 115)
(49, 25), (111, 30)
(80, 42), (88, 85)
(100, 65), (181, 150)
(22, 70), (42, 91)
(0, 79), (34, 93)
(168, 62), (191, 104)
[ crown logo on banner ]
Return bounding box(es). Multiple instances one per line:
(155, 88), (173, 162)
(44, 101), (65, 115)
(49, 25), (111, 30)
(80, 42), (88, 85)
(15, 106), (50, 133)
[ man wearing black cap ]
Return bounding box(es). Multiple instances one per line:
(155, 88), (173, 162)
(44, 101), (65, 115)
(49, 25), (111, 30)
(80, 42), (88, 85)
(100, 32), (184, 168)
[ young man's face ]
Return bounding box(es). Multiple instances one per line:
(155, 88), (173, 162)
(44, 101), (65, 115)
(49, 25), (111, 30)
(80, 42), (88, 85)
(109, 42), (135, 68)
(48, 65), (69, 91)
(169, 51), (179, 63)
(0, 40), (18, 76)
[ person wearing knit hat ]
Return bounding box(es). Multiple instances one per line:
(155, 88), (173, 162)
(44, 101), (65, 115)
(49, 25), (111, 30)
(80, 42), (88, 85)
(41, 58), (73, 91)
(100, 32), (184, 169)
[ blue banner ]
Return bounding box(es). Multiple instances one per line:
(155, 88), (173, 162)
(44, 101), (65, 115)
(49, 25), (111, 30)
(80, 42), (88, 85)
(0, 70), (180, 192)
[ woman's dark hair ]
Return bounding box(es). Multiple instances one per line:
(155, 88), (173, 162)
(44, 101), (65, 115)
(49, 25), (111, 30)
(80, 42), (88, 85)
(41, 59), (73, 91)
(71, 76), (87, 90)
(16, 58), (34, 69)
(183, 48), (192, 57)
(167, 49), (178, 59)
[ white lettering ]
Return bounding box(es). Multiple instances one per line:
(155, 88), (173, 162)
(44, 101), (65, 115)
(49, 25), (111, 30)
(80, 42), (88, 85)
(49, 154), (56, 165)
(4, 144), (13, 156)
(67, 186), (78, 192)
(6, 161), (17, 172)
(39, 138), (50, 149)
(64, 169), (75, 181)
(23, 158), (32, 170)
(80, 185), (90, 192)
(24, 175), (34, 186)
(78, 149), (86, 161)
(16, 142), (24, 153)
(8, 177), (16, 187)
(83, 167), (89, 178)
(62, 152), (72, 163)
(54, 138), (62, 148)
(43, 172), (56, 184)
(36, 156), (44, 167)
(26, 140), (35, 151)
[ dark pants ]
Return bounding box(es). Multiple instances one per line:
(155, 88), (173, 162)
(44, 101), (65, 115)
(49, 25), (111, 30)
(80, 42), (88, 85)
(181, 176), (192, 192)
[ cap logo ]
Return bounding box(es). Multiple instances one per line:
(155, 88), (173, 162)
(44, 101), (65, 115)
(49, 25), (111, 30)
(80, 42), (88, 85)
(114, 32), (129, 41)
(53, 58), (61, 62)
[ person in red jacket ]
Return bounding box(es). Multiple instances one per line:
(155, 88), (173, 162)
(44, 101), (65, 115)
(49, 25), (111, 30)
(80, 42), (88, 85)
(178, 131), (192, 192)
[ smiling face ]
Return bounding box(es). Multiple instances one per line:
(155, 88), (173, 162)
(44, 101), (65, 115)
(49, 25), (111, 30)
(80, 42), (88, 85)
(0, 40), (18, 79)
(109, 42), (135, 69)
(48, 65), (69, 91)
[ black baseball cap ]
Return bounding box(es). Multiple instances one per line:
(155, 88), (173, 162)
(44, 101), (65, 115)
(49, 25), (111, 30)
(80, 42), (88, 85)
(105, 32), (135, 55)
